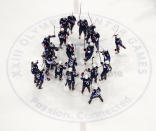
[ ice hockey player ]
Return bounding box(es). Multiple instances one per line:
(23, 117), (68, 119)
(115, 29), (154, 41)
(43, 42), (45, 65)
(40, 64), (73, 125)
(31, 61), (39, 75)
(34, 69), (45, 89)
(114, 34), (126, 53)
(67, 15), (76, 34)
(89, 24), (96, 32)
(54, 61), (66, 81)
(42, 43), (59, 60)
(84, 42), (94, 62)
(58, 28), (69, 48)
(81, 74), (92, 94)
(88, 86), (104, 104)
(59, 17), (69, 32)
(44, 54), (56, 75)
(90, 64), (98, 83)
(91, 31), (100, 52)
(77, 19), (88, 39)
(65, 67), (79, 90)
(85, 25), (95, 43)
(101, 50), (111, 64)
(66, 41), (75, 58)
(66, 55), (77, 72)
(42, 35), (56, 49)
(31, 61), (39, 83)
(100, 61), (112, 81)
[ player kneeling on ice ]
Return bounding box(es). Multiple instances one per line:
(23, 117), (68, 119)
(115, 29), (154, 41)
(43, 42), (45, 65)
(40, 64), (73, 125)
(66, 41), (75, 58)
(81, 74), (92, 94)
(54, 61), (66, 81)
(34, 69), (45, 89)
(100, 61), (112, 81)
(65, 68), (79, 90)
(90, 64), (98, 83)
(113, 34), (126, 54)
(58, 28), (69, 49)
(88, 86), (103, 104)
(84, 42), (94, 62)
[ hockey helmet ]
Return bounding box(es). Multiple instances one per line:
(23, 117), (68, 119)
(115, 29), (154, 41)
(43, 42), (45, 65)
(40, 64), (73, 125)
(84, 74), (88, 79)
(105, 60), (109, 65)
(71, 55), (75, 59)
(93, 64), (96, 68)
(68, 41), (72, 45)
(90, 43), (94, 46)
(68, 67), (73, 72)
(60, 28), (64, 32)
(59, 61), (62, 65)
(93, 85), (99, 90)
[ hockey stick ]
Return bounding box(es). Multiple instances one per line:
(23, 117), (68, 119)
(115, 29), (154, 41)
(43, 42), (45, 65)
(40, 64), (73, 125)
(84, 36), (85, 49)
(98, 52), (102, 63)
(92, 57), (94, 67)
(54, 25), (55, 36)
(79, 0), (82, 20)
(88, 13), (93, 24)
(113, 25), (119, 37)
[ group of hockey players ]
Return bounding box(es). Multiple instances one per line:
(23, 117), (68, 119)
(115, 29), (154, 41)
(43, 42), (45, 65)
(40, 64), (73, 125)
(31, 14), (126, 104)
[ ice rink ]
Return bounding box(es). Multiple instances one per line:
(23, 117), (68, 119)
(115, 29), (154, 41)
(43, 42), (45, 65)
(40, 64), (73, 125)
(0, 0), (156, 131)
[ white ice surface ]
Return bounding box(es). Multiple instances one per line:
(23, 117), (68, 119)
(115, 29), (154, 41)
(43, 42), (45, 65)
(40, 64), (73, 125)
(0, 0), (156, 131)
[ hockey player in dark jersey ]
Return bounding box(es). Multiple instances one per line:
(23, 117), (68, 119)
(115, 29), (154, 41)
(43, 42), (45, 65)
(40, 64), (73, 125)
(31, 61), (39, 75)
(59, 17), (69, 32)
(81, 74), (92, 94)
(100, 61), (112, 80)
(54, 61), (66, 81)
(77, 19), (88, 39)
(42, 35), (56, 49)
(90, 64), (98, 83)
(35, 69), (44, 89)
(66, 55), (77, 72)
(58, 28), (69, 48)
(89, 24), (96, 32)
(88, 86), (103, 104)
(44, 54), (56, 75)
(91, 31), (100, 52)
(65, 68), (79, 90)
(85, 25), (94, 43)
(101, 50), (111, 64)
(42, 42), (59, 59)
(67, 15), (76, 34)
(66, 41), (75, 58)
(31, 61), (39, 84)
(114, 34), (126, 53)
(84, 42), (94, 62)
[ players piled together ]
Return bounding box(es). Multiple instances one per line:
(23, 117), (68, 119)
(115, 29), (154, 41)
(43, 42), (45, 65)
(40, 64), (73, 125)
(31, 14), (126, 104)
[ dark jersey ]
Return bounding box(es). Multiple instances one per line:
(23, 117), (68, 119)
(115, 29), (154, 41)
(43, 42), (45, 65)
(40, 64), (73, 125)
(58, 31), (69, 39)
(67, 16), (76, 24)
(60, 18), (69, 28)
(54, 64), (66, 74)
(81, 78), (91, 87)
(115, 37), (122, 45)
(91, 88), (101, 99)
(31, 62), (39, 74)
(66, 71), (78, 82)
(91, 68), (98, 78)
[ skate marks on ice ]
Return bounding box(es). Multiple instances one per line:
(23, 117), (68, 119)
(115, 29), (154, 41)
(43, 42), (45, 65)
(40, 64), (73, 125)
(7, 13), (152, 122)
